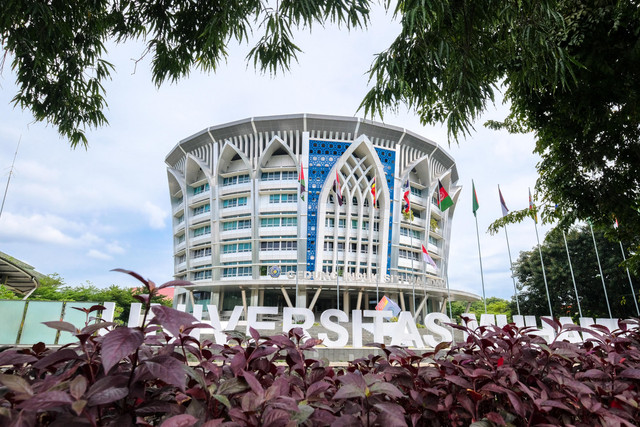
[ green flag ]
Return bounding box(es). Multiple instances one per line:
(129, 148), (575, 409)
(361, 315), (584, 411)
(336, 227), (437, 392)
(437, 180), (453, 211)
(472, 180), (479, 217)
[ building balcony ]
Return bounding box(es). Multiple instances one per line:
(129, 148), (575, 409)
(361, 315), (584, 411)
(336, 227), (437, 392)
(173, 202), (184, 215)
(175, 240), (186, 252)
(219, 182), (251, 195)
(190, 234), (211, 246)
(190, 257), (212, 268)
(220, 252), (251, 263)
(189, 212), (210, 225)
(190, 191), (210, 205)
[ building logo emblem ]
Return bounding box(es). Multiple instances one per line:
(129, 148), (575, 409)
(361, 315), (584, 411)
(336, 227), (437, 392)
(268, 265), (281, 278)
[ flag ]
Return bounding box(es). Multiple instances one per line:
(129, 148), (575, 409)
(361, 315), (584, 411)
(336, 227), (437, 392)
(375, 295), (401, 317)
(498, 186), (509, 217)
(299, 162), (306, 201)
(333, 169), (343, 206)
(437, 180), (453, 211)
(422, 244), (438, 269)
(614, 217), (619, 229)
(472, 180), (479, 217)
(402, 180), (411, 213)
(371, 177), (377, 207)
(528, 188), (537, 223)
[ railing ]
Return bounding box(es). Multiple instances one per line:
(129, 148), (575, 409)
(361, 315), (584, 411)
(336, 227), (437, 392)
(0, 300), (115, 345)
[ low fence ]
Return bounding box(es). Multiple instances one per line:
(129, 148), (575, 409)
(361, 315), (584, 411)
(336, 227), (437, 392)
(0, 300), (115, 346)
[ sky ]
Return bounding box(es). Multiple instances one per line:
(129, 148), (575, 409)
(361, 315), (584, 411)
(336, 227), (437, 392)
(0, 6), (551, 298)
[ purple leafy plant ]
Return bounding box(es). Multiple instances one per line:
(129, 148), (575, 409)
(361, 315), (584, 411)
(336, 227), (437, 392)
(1, 271), (639, 426)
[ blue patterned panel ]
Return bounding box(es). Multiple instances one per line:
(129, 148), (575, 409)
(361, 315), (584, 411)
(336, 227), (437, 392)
(307, 140), (350, 271)
(375, 147), (396, 276)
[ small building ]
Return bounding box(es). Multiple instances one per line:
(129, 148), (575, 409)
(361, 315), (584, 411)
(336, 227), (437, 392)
(0, 251), (42, 297)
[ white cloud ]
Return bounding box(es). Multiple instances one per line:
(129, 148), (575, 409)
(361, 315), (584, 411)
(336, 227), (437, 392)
(87, 249), (113, 260)
(0, 212), (77, 246)
(141, 201), (168, 229)
(106, 241), (126, 254)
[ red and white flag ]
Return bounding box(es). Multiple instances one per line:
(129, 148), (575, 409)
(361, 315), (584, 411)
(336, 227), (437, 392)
(422, 244), (438, 269)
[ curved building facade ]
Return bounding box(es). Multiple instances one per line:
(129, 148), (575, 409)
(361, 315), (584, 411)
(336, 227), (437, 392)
(166, 114), (480, 319)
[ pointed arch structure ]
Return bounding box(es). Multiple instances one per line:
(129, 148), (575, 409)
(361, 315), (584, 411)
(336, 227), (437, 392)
(165, 114), (480, 328)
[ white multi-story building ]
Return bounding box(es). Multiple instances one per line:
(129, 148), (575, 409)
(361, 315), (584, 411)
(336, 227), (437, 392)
(166, 114), (479, 319)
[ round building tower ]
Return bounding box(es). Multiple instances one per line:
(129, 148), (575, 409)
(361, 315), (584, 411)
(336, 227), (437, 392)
(166, 114), (480, 320)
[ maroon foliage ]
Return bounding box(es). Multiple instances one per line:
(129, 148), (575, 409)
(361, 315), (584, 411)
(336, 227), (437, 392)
(1, 271), (640, 426)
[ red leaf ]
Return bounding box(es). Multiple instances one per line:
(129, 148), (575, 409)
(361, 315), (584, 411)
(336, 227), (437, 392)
(160, 414), (198, 427)
(0, 374), (33, 396)
(32, 349), (79, 370)
(0, 351), (37, 366)
(16, 391), (73, 410)
(158, 280), (193, 290)
(101, 327), (144, 373)
(111, 268), (149, 286)
(144, 356), (187, 391)
(611, 400), (623, 409)
(87, 386), (129, 406)
(151, 305), (200, 337)
(497, 356), (504, 367)
(619, 368), (640, 380)
(42, 321), (77, 333)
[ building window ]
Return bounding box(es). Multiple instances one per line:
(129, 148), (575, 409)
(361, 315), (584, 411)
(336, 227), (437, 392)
(223, 219), (251, 231)
(281, 217), (297, 227)
(351, 219), (358, 228)
(193, 270), (212, 280)
(261, 241), (280, 251)
(324, 241), (334, 251)
(281, 171), (297, 180)
(193, 204), (210, 216)
(176, 254), (186, 264)
(176, 215), (184, 224)
(223, 174), (251, 186)
(350, 243), (357, 253)
(192, 247), (212, 258)
(373, 222), (379, 231)
(338, 218), (346, 228)
(193, 183), (210, 195)
(223, 197), (247, 208)
(360, 244), (368, 254)
(193, 225), (211, 237)
(411, 186), (423, 197)
(176, 235), (185, 244)
(223, 266), (252, 277)
(400, 227), (421, 239)
(337, 242), (345, 251)
(325, 218), (335, 228)
(261, 217), (280, 227)
(261, 171), (280, 181)
(362, 221), (369, 230)
(281, 241), (297, 250)
(429, 236), (441, 247)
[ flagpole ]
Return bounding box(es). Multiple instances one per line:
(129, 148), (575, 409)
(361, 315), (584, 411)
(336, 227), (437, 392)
(474, 214), (487, 314)
(561, 229), (582, 318)
(533, 219), (553, 318)
(561, 229), (581, 318)
(498, 185), (520, 315)
(1, 136), (21, 221)
(529, 188), (553, 318)
(589, 223), (612, 318)
(618, 241), (640, 316)
(336, 266), (340, 311)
